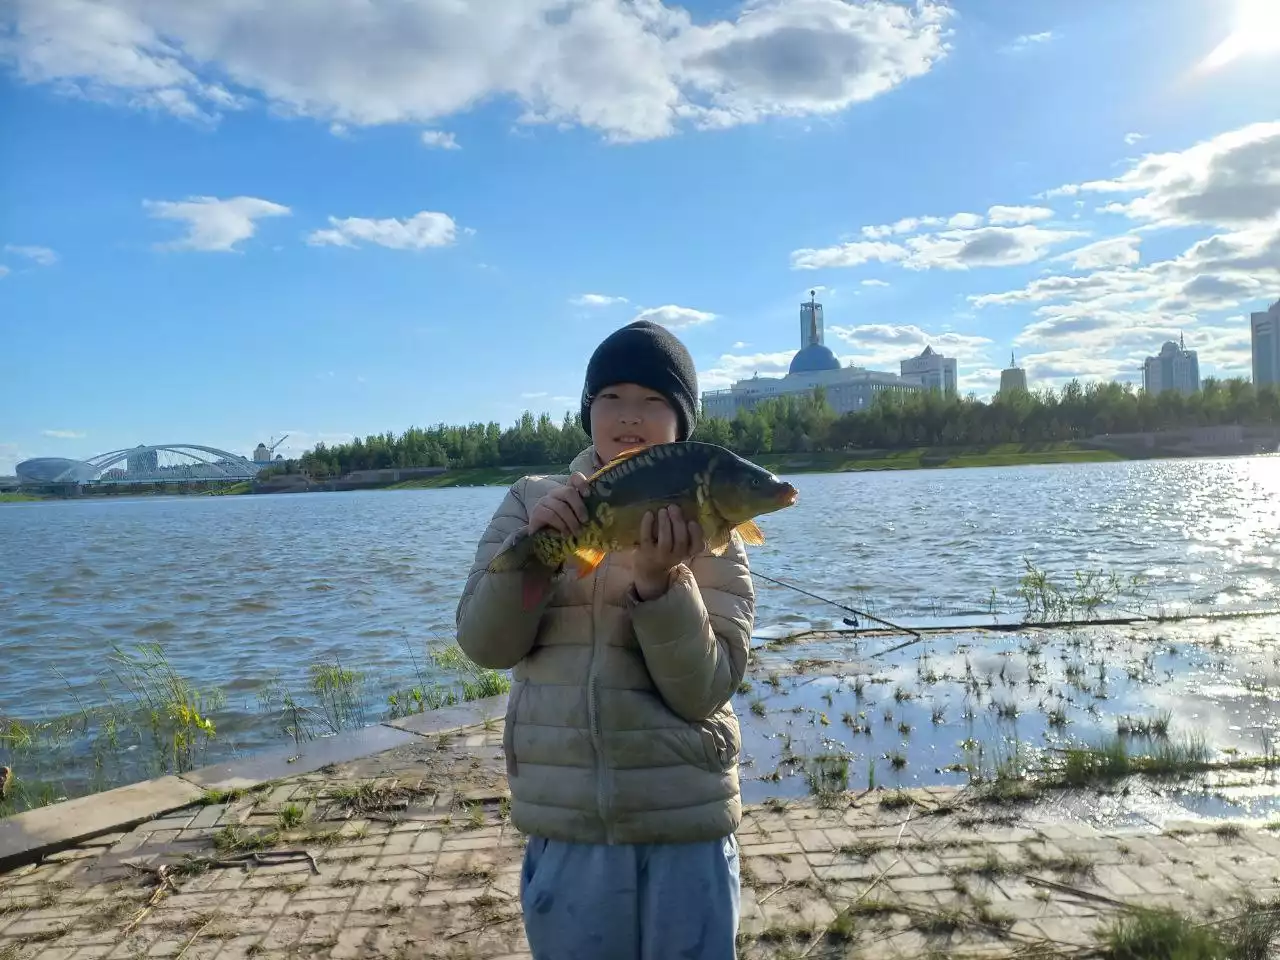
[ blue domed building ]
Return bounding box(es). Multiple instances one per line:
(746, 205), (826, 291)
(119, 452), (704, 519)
(788, 343), (842, 375)
(702, 292), (926, 418)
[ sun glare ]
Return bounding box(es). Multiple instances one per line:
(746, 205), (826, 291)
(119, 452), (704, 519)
(1200, 0), (1280, 71)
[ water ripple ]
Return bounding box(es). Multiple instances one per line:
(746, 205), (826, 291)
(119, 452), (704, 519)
(1, 459), (1279, 744)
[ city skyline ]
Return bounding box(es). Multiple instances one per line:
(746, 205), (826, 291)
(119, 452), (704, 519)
(2, 0), (1279, 474)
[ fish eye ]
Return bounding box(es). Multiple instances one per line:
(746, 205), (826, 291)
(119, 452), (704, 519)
(751, 477), (762, 487)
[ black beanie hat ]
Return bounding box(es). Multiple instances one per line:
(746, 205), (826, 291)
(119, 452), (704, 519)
(581, 320), (699, 441)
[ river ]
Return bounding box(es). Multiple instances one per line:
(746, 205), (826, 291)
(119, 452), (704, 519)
(3, 456), (1280, 800)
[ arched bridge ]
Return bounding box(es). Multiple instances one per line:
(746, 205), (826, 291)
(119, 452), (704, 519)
(16, 444), (269, 485)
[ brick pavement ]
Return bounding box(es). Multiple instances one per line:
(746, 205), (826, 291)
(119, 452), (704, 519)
(2, 720), (1278, 960)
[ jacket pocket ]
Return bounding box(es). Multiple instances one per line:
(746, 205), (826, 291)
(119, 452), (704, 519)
(503, 682), (525, 779)
(697, 709), (741, 773)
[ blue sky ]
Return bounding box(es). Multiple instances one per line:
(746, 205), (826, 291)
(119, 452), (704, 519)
(2, 0), (1279, 473)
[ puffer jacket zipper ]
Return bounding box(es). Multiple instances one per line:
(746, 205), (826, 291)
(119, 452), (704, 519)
(586, 556), (611, 843)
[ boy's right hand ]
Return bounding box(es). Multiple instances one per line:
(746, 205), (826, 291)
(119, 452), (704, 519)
(528, 473), (590, 537)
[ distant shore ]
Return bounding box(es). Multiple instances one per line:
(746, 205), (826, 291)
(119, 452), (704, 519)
(19, 440), (1279, 501)
(0, 444), (1131, 501)
(388, 442), (1122, 490)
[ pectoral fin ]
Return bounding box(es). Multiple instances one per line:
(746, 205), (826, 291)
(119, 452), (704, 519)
(734, 519), (766, 546)
(570, 546), (607, 579)
(707, 529), (732, 557)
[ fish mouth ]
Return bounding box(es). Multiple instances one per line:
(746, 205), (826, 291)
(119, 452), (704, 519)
(777, 483), (799, 507)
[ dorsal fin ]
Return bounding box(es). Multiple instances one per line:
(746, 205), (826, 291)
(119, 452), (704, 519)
(587, 445), (651, 482)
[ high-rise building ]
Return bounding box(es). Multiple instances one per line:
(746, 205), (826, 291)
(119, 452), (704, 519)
(1251, 299), (1280, 387)
(700, 293), (923, 418)
(1142, 336), (1200, 396)
(126, 445), (159, 475)
(999, 352), (1028, 396)
(900, 346), (958, 395)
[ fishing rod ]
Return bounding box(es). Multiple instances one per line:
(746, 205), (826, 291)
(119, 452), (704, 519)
(751, 570), (922, 641)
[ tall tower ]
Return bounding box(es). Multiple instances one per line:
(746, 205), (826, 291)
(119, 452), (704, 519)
(999, 351), (1028, 396)
(799, 290), (824, 349)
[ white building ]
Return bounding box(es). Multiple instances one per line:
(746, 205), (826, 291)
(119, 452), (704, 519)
(999, 352), (1028, 396)
(701, 293), (923, 419)
(1142, 336), (1200, 396)
(900, 346), (957, 395)
(1252, 299), (1280, 387)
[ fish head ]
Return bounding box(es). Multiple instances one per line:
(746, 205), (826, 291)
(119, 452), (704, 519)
(708, 451), (798, 524)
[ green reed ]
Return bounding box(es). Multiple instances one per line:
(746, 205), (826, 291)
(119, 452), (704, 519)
(2, 638), (508, 818)
(1014, 559), (1151, 623)
(384, 641), (510, 719)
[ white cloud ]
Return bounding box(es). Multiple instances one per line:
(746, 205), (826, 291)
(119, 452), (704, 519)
(144, 195), (291, 251)
(420, 130), (460, 150)
(905, 225), (1085, 269)
(4, 244), (58, 265)
(793, 224), (1083, 271)
(632, 304), (717, 329)
(1051, 234), (1142, 270)
(976, 233), (1278, 387)
(1, 0), (953, 143)
(947, 212), (983, 229)
(1050, 121), (1280, 227)
(1005, 31), (1054, 52)
(985, 204), (1052, 225)
(699, 349), (796, 391)
(791, 240), (906, 270)
(42, 429), (85, 439)
(828, 323), (994, 368)
(307, 211), (460, 249)
(1124, 131), (1145, 146)
(732, 340), (748, 349)
(0, 266), (9, 279)
(860, 278), (889, 287)
(571, 293), (629, 307)
(861, 216), (944, 239)
(0, 442), (30, 475)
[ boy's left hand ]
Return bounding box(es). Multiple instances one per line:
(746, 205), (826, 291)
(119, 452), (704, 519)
(634, 505), (704, 601)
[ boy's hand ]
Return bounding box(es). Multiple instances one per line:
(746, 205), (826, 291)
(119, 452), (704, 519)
(528, 473), (590, 536)
(634, 505), (704, 601)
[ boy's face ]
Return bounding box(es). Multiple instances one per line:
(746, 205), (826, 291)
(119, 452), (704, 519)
(590, 382), (679, 463)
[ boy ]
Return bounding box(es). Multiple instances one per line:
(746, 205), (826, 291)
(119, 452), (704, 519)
(456, 320), (755, 960)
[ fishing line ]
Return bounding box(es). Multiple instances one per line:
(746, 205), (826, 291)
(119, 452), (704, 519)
(751, 570), (922, 641)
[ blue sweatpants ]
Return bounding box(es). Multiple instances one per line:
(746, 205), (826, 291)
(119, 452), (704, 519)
(520, 834), (740, 960)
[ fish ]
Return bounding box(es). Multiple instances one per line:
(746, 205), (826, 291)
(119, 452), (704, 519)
(487, 441), (799, 608)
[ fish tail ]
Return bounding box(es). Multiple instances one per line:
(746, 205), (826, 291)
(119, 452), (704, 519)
(486, 531), (559, 612)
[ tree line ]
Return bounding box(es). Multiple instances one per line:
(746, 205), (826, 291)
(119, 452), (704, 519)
(277, 378), (1280, 477)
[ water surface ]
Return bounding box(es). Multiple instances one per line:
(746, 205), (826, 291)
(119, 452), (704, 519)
(3, 456), (1279, 796)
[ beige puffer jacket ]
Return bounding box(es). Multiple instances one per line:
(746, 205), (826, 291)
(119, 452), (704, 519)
(455, 447), (755, 845)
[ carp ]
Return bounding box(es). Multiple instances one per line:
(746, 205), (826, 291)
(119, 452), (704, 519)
(487, 441), (798, 607)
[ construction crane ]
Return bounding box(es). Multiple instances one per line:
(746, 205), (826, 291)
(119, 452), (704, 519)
(267, 434), (290, 456)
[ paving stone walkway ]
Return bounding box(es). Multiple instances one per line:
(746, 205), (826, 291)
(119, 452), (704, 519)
(3, 718), (1278, 960)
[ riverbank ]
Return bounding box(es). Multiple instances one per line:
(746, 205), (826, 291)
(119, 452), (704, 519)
(389, 442), (1121, 489)
(0, 493), (43, 503)
(4, 697), (1280, 960)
